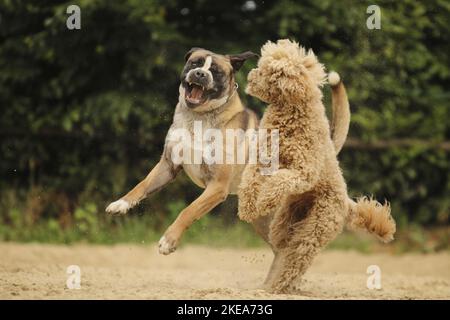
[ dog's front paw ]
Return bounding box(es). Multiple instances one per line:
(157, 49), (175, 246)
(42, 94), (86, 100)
(106, 199), (131, 215)
(158, 234), (178, 255)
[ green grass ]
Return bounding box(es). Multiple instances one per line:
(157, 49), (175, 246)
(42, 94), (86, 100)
(0, 206), (265, 247)
(0, 218), (265, 247)
(0, 201), (447, 253)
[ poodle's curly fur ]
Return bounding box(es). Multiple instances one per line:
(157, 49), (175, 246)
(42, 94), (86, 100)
(237, 39), (396, 293)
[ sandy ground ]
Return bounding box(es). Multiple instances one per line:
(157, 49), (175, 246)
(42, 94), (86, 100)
(0, 243), (449, 299)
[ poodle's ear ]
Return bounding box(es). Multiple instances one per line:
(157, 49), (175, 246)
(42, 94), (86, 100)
(228, 51), (259, 71)
(184, 47), (204, 61)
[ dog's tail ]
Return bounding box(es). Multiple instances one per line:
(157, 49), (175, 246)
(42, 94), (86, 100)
(328, 73), (395, 242)
(328, 71), (350, 154)
(346, 197), (396, 243)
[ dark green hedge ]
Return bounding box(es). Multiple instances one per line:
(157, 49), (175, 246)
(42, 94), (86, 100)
(0, 0), (448, 231)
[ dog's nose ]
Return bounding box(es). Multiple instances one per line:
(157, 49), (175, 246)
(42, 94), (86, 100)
(194, 70), (207, 78)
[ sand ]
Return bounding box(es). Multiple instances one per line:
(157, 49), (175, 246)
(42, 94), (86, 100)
(0, 243), (449, 299)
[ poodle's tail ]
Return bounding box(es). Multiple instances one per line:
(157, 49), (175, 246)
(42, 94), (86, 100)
(328, 74), (395, 243)
(347, 197), (396, 243)
(328, 71), (350, 154)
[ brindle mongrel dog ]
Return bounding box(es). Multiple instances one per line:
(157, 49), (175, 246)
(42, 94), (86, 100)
(106, 48), (262, 254)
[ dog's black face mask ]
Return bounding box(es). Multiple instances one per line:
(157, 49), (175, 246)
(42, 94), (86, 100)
(180, 48), (258, 111)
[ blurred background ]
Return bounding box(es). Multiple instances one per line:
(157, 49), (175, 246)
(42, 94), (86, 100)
(0, 0), (448, 252)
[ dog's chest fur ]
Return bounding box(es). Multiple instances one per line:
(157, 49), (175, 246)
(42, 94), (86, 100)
(166, 103), (222, 188)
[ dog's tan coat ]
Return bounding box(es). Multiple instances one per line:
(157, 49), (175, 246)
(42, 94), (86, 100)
(106, 49), (258, 254)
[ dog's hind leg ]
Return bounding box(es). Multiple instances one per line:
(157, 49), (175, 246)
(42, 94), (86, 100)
(262, 199), (296, 288)
(267, 196), (346, 294)
(250, 213), (273, 244)
(263, 250), (283, 287)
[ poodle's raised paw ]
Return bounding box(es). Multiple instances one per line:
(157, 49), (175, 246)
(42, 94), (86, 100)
(254, 176), (289, 217)
(237, 165), (264, 222)
(237, 185), (260, 222)
(255, 189), (281, 217)
(238, 201), (259, 222)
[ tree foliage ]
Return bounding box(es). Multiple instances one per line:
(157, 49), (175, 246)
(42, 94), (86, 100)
(0, 0), (448, 234)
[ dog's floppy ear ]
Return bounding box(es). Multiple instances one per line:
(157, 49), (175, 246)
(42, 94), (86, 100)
(184, 47), (203, 61)
(228, 51), (259, 71)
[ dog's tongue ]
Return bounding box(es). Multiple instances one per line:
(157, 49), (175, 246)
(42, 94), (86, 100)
(190, 85), (204, 100)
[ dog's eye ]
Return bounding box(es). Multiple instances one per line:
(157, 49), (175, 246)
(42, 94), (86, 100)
(190, 59), (204, 67)
(210, 64), (218, 72)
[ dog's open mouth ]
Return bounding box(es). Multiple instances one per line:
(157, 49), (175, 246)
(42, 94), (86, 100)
(185, 82), (207, 105)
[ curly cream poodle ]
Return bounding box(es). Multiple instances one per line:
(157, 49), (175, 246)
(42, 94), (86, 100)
(238, 39), (396, 293)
